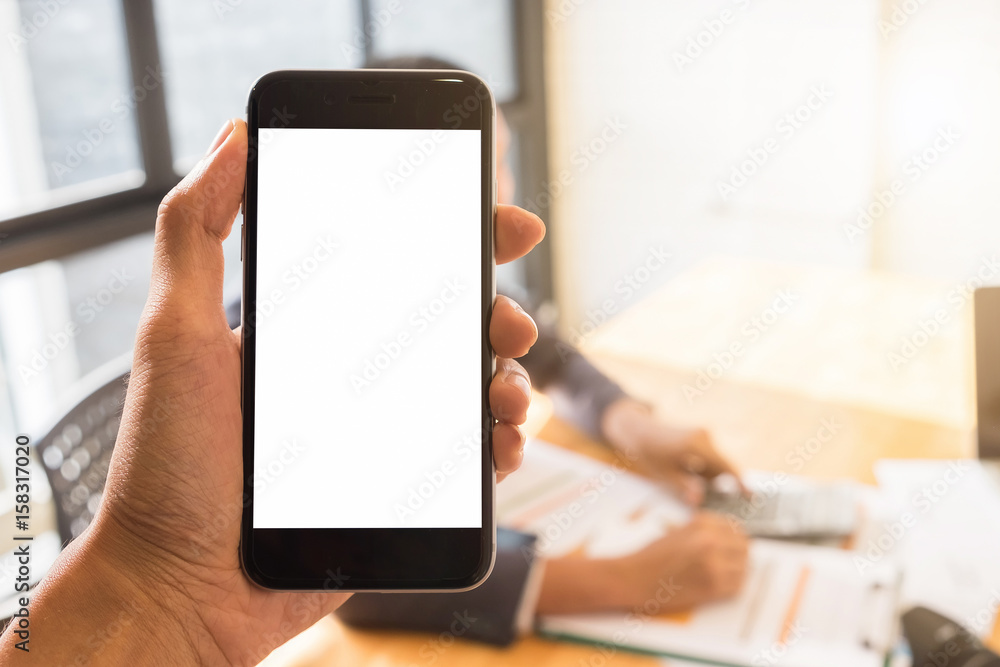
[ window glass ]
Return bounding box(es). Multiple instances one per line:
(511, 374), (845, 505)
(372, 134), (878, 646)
(0, 233), (153, 435)
(368, 0), (518, 102)
(0, 0), (142, 219)
(154, 0), (360, 171)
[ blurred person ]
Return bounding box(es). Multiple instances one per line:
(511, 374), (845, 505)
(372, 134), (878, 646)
(0, 119), (545, 664)
(358, 57), (751, 616)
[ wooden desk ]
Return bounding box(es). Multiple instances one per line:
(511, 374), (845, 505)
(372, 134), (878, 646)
(262, 258), (991, 666)
(259, 415), (659, 667)
(581, 257), (977, 483)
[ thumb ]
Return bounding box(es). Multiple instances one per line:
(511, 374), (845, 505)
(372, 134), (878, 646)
(147, 119), (247, 329)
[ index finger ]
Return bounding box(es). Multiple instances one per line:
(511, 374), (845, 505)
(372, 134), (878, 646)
(496, 205), (545, 265)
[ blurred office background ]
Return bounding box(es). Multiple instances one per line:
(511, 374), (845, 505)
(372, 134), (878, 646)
(1, 0), (999, 444)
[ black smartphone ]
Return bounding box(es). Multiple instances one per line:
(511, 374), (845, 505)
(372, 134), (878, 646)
(240, 70), (496, 591)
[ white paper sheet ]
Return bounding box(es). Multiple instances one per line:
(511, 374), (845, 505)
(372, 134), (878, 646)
(872, 459), (1000, 637)
(501, 441), (899, 667)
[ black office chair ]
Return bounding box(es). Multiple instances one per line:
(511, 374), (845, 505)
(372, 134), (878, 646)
(34, 352), (131, 545)
(34, 291), (242, 546)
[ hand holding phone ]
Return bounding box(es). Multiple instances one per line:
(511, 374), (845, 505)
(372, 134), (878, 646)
(0, 115), (544, 665)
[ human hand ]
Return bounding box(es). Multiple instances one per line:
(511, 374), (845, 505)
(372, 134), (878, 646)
(601, 397), (744, 504)
(2, 119), (545, 666)
(615, 512), (749, 611)
(537, 511), (749, 615)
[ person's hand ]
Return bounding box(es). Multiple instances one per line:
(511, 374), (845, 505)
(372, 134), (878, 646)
(1, 119), (545, 666)
(537, 512), (749, 615)
(601, 397), (744, 504)
(614, 512), (749, 611)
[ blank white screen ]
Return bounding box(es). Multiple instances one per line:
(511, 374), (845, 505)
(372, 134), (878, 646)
(252, 128), (483, 529)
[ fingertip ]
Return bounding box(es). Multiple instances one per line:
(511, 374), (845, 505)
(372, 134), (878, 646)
(514, 206), (545, 242)
(214, 117), (248, 164)
(496, 205), (546, 265)
(493, 422), (525, 474)
(206, 119), (235, 156)
(490, 358), (531, 425)
(685, 483), (705, 506)
(490, 296), (537, 359)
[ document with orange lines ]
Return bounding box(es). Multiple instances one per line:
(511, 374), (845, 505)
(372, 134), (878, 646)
(498, 440), (900, 667)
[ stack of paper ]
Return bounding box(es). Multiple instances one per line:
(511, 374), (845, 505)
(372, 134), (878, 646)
(872, 459), (1000, 638)
(499, 440), (900, 667)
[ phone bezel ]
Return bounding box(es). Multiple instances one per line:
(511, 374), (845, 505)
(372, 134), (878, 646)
(240, 70), (496, 591)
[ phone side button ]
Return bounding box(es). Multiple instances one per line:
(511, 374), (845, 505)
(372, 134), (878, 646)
(240, 222), (245, 261)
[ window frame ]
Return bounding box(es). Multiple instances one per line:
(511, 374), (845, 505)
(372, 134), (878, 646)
(0, 0), (553, 302)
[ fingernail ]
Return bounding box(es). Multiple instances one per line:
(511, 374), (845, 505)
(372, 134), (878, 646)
(206, 119), (235, 156)
(506, 367), (531, 396)
(511, 300), (538, 337)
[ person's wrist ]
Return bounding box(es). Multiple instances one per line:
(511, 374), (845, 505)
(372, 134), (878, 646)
(71, 517), (214, 663)
(600, 397), (654, 459)
(603, 553), (646, 608)
(0, 517), (211, 665)
(537, 555), (641, 614)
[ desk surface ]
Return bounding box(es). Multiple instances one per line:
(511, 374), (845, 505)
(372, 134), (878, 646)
(262, 259), (992, 666)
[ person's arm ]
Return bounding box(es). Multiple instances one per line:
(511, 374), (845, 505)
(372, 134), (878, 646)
(0, 120), (545, 665)
(514, 309), (742, 503)
(537, 513), (749, 616)
(0, 525), (203, 664)
(601, 397), (744, 504)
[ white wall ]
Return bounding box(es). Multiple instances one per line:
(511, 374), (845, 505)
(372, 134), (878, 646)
(543, 0), (1000, 334)
(873, 0), (1000, 281)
